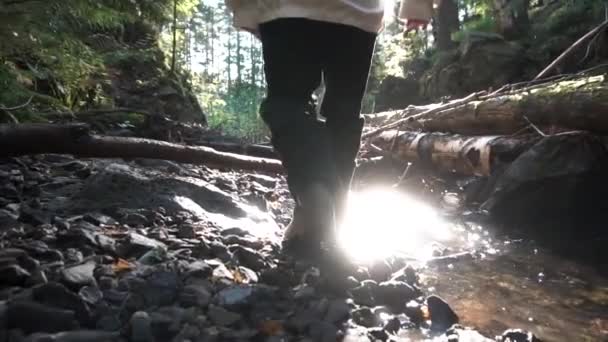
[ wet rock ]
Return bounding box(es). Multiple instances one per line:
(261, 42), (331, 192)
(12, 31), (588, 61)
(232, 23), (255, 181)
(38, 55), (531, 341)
(404, 300), (424, 325)
(294, 285), (316, 300)
(352, 307), (377, 328)
(7, 301), (77, 333)
(148, 312), (179, 340)
(260, 267), (296, 288)
(20, 206), (50, 226)
(208, 241), (231, 262)
(83, 213), (118, 226)
(427, 295), (459, 332)
(308, 321), (339, 342)
(220, 227), (251, 237)
(222, 234), (265, 250)
(31, 282), (92, 326)
(182, 260), (212, 279)
(350, 281), (377, 307)
(230, 245), (267, 270)
(26, 269), (48, 286)
(383, 316), (401, 334)
(207, 305), (242, 326)
(123, 213), (149, 227)
(142, 271), (180, 307)
(0, 264), (31, 286)
(61, 261), (97, 290)
(0, 248), (27, 259)
(176, 224), (197, 239)
(368, 260), (393, 283)
(179, 284), (212, 308)
(78, 286), (103, 305)
(368, 327), (389, 341)
(124, 232), (166, 258)
(130, 311), (154, 342)
(342, 326), (371, 342)
(375, 281), (417, 309)
(23, 330), (122, 342)
(215, 285), (254, 306)
(498, 329), (542, 342)
(324, 299), (351, 324)
(247, 174), (277, 189)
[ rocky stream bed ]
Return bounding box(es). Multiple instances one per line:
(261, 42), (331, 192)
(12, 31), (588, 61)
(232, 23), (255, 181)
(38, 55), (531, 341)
(0, 155), (606, 342)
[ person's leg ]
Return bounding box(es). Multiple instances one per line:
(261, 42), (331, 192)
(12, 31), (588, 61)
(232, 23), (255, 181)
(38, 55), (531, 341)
(320, 24), (377, 229)
(259, 19), (338, 250)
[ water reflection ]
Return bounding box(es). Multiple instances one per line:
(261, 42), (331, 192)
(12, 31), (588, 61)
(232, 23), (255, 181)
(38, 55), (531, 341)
(337, 188), (453, 263)
(337, 188), (608, 341)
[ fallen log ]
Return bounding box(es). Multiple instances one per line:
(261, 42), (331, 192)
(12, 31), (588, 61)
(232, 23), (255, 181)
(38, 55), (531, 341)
(365, 75), (608, 136)
(371, 130), (539, 176)
(198, 141), (277, 159)
(416, 75), (608, 135)
(0, 124), (284, 173)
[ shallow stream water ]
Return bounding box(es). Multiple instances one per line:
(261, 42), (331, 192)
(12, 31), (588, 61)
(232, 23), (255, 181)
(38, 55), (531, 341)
(339, 188), (608, 341)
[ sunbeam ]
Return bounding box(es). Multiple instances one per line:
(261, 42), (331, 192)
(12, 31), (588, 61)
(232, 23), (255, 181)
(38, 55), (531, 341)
(337, 188), (453, 263)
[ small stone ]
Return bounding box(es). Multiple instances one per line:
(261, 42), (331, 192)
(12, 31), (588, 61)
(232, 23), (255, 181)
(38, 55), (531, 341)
(352, 307), (377, 327)
(131, 311), (154, 342)
(83, 213), (118, 226)
(183, 260), (212, 279)
(384, 316), (402, 334)
(222, 235), (264, 250)
(324, 299), (351, 324)
(142, 271), (180, 307)
(124, 232), (166, 258)
(79, 286), (103, 305)
(376, 281), (417, 308)
(220, 227), (251, 237)
(207, 305), (242, 326)
(0, 264), (31, 286)
(61, 261), (97, 289)
(368, 260), (393, 283)
(308, 321), (339, 342)
(25, 269), (48, 286)
(177, 224), (197, 239)
(179, 284), (212, 308)
(0, 248), (27, 259)
(19, 256), (40, 271)
(32, 282), (92, 326)
(368, 327), (389, 341)
(294, 285), (315, 300)
(23, 330), (121, 342)
(427, 295), (459, 332)
(123, 213), (149, 227)
(404, 300), (425, 325)
(230, 245), (267, 271)
(498, 329), (542, 342)
(7, 301), (77, 333)
(350, 284), (376, 307)
(216, 285), (254, 306)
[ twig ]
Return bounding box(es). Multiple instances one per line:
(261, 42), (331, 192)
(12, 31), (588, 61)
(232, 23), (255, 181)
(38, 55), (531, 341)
(523, 116), (547, 137)
(534, 19), (608, 80)
(0, 96), (34, 111)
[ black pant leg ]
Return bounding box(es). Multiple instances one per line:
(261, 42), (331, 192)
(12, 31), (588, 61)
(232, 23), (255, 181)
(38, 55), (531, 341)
(259, 19), (338, 198)
(320, 23), (377, 195)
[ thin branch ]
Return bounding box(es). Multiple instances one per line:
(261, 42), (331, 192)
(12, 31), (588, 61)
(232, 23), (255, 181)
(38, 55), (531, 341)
(534, 19), (608, 80)
(523, 116), (547, 137)
(0, 96), (33, 111)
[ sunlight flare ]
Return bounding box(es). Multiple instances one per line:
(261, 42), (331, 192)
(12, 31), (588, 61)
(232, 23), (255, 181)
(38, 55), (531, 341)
(337, 188), (452, 263)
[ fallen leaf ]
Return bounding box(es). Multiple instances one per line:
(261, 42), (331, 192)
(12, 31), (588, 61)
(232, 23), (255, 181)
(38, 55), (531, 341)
(258, 320), (284, 336)
(112, 258), (134, 273)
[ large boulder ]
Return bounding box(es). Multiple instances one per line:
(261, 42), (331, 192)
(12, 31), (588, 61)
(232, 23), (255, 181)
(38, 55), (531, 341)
(482, 133), (608, 228)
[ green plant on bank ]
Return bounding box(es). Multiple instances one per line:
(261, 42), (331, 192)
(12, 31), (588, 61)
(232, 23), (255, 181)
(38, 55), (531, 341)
(0, 0), (199, 122)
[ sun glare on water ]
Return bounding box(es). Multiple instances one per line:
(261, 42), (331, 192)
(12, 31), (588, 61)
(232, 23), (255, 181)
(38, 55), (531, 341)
(337, 188), (452, 263)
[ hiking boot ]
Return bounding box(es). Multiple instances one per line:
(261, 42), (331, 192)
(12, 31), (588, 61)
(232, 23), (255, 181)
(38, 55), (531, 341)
(327, 118), (365, 226)
(282, 183), (336, 257)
